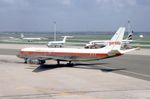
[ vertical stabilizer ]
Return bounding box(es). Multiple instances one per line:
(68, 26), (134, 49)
(62, 36), (68, 43)
(126, 30), (133, 40)
(21, 33), (24, 39)
(105, 27), (125, 50)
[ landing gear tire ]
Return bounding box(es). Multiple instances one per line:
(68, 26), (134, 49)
(67, 61), (74, 66)
(24, 58), (28, 64)
(57, 60), (60, 65)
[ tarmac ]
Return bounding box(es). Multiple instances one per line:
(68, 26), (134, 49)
(0, 43), (150, 99)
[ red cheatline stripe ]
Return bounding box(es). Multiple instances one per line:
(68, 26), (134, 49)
(19, 51), (108, 57)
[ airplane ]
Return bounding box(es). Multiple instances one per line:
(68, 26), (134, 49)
(85, 30), (134, 49)
(17, 27), (137, 65)
(20, 33), (42, 41)
(47, 36), (73, 48)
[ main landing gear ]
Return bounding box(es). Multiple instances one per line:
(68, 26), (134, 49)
(24, 58), (45, 65)
(24, 58), (73, 66)
(56, 60), (74, 66)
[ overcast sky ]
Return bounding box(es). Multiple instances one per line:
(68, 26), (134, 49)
(0, 0), (150, 32)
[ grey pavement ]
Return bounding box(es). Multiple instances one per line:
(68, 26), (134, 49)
(0, 55), (150, 99)
(0, 44), (150, 99)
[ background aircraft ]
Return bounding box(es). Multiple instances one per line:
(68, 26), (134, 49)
(47, 36), (73, 47)
(17, 27), (137, 65)
(20, 33), (42, 42)
(85, 31), (134, 49)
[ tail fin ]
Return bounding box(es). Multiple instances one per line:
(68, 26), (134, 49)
(104, 27), (125, 50)
(62, 36), (68, 43)
(21, 33), (24, 39)
(126, 30), (133, 40)
(62, 36), (73, 43)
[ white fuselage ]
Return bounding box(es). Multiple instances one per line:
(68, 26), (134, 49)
(86, 40), (133, 48)
(21, 33), (42, 41)
(22, 38), (41, 40)
(47, 36), (70, 47)
(17, 47), (122, 61)
(47, 41), (65, 47)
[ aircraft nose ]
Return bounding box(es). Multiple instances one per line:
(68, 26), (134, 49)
(16, 51), (22, 58)
(16, 52), (20, 57)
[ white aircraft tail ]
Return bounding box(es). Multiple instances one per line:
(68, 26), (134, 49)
(104, 27), (125, 51)
(62, 36), (68, 43)
(62, 36), (73, 43)
(21, 33), (24, 39)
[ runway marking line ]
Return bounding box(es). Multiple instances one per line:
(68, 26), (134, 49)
(99, 65), (150, 78)
(122, 70), (150, 78)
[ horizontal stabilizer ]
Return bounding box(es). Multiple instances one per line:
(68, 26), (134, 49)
(119, 48), (138, 54)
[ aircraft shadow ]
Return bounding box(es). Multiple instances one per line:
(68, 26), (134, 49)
(33, 62), (126, 73)
(33, 64), (73, 72)
(74, 66), (127, 72)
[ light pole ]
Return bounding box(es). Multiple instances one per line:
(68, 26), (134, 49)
(127, 20), (131, 33)
(53, 21), (57, 41)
